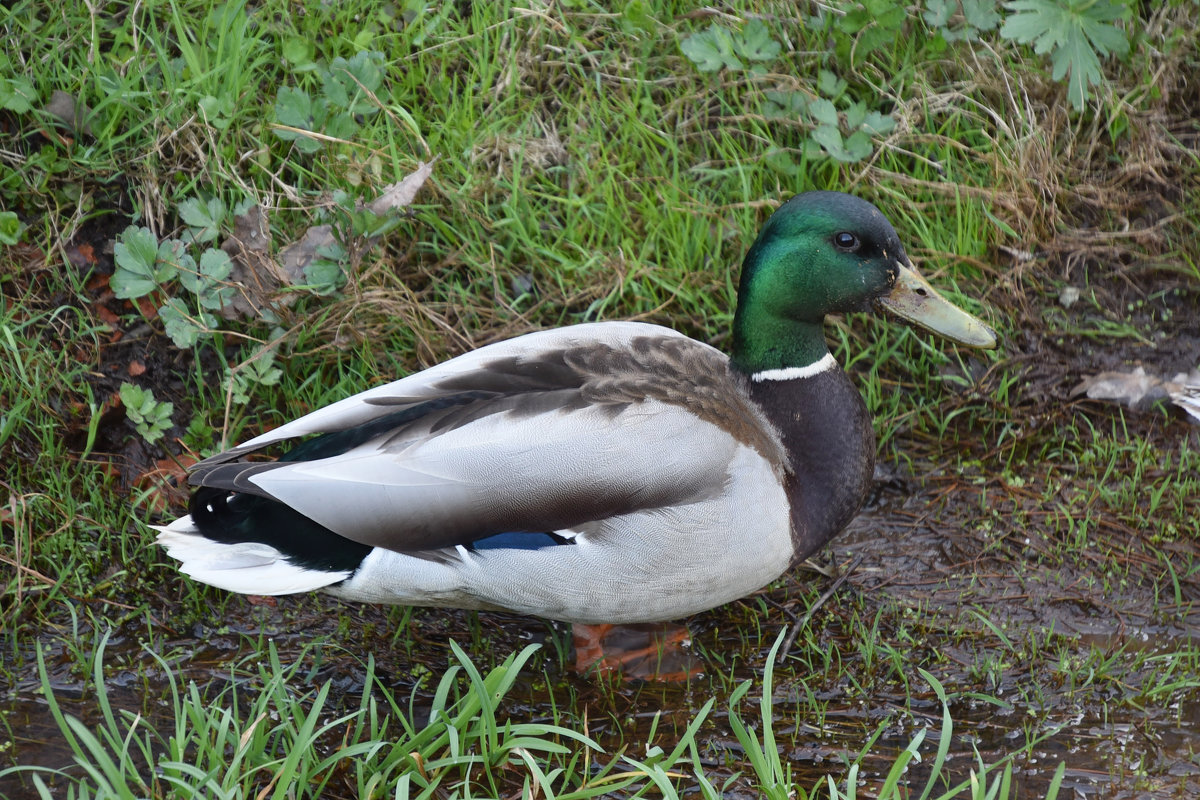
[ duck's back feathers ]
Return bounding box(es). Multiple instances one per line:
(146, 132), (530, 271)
(202, 323), (723, 455)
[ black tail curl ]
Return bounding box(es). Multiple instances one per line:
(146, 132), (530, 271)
(189, 486), (372, 573)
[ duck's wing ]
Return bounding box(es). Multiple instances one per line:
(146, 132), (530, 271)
(196, 323), (683, 460)
(190, 322), (787, 552)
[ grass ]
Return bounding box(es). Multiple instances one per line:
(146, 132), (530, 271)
(2, 628), (1070, 799)
(2, 0), (1199, 797)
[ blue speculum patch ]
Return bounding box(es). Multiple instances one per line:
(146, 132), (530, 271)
(470, 531), (575, 551)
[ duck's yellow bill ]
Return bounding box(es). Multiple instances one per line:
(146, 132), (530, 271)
(878, 263), (997, 349)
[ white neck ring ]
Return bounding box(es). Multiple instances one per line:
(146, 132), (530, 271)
(750, 353), (837, 382)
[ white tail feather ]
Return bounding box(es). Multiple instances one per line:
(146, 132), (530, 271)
(154, 518), (351, 595)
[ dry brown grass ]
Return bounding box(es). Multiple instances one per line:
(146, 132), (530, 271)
(862, 2), (1200, 328)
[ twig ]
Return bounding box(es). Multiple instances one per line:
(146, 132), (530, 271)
(777, 555), (864, 664)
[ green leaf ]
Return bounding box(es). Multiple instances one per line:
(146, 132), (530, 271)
(843, 130), (875, 161)
(762, 90), (807, 118)
(346, 51), (385, 93)
(734, 20), (781, 62)
(352, 27), (376, 49)
(0, 211), (23, 245)
(194, 249), (236, 310)
(303, 258), (346, 295)
(274, 86), (312, 128)
(154, 239), (188, 283)
(839, 5), (873, 34)
(810, 124), (846, 157)
(197, 94), (234, 128)
(324, 110), (359, 142)
(964, 0), (1002, 33)
(198, 247), (233, 283)
(857, 21), (902, 59)
(282, 37), (316, 71)
(845, 101), (867, 130)
(679, 19), (779, 73)
(172, 258), (207, 301)
(111, 226), (165, 299)
(294, 132), (324, 154)
(924, 0), (1000, 42)
(1001, 0), (1131, 109)
(816, 69), (846, 99)
(176, 247), (231, 304)
(679, 25), (742, 72)
(322, 66), (350, 109)
(226, 349), (283, 405)
(251, 361), (282, 388)
(197, 285), (237, 311)
(861, 110), (896, 135)
(1052, 30), (1102, 109)
(923, 0), (953, 28)
(275, 88), (326, 151)
(119, 383), (174, 443)
(159, 299), (209, 348)
(178, 196), (227, 244)
(764, 148), (803, 177)
(808, 98), (839, 127)
(1081, 12), (1130, 57)
(621, 0), (655, 34)
(839, 0), (906, 62)
(116, 226), (159, 272)
(324, 51), (384, 114)
(0, 77), (35, 113)
(118, 383), (149, 418)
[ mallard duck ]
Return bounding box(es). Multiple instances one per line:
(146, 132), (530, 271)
(156, 192), (995, 643)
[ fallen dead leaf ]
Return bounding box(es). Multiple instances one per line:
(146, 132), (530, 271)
(218, 203), (287, 319)
(94, 302), (121, 331)
(134, 294), (159, 320)
(97, 459), (121, 482)
(68, 241), (98, 270)
(275, 223), (337, 291)
(366, 160), (435, 218)
(134, 454), (199, 516)
(274, 160), (435, 310)
(43, 89), (93, 136)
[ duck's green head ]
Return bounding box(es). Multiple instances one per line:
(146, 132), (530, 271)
(731, 191), (996, 375)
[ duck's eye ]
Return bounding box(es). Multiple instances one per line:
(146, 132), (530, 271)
(834, 232), (860, 251)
